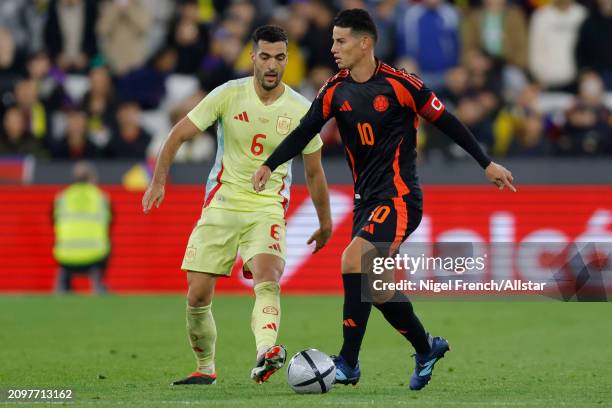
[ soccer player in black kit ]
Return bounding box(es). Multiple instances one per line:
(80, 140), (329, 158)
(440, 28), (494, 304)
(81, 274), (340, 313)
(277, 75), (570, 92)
(252, 9), (516, 390)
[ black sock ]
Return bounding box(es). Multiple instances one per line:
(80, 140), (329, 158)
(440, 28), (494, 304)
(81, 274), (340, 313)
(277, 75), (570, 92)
(339, 274), (372, 368)
(374, 291), (431, 354)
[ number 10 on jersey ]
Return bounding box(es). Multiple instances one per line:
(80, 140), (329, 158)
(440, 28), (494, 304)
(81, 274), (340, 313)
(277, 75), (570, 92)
(357, 122), (374, 146)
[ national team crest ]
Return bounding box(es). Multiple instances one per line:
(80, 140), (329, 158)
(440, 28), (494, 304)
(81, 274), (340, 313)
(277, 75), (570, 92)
(276, 116), (291, 135)
(373, 95), (389, 112)
(185, 247), (196, 263)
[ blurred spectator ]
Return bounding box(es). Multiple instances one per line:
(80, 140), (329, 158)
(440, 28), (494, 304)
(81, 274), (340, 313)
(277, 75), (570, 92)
(0, 28), (26, 99)
(426, 50), (502, 158)
(299, 64), (334, 101)
(464, 49), (503, 149)
(302, 0), (337, 71)
(576, 0), (612, 89)
(166, 1), (209, 74)
(106, 101), (152, 158)
(296, 63), (345, 155)
(556, 71), (612, 155)
(157, 93), (215, 161)
(424, 66), (470, 160)
(528, 0), (587, 91)
(118, 47), (177, 110)
(497, 82), (550, 157)
(81, 66), (116, 148)
(462, 0), (528, 68)
(142, 0), (176, 58)
(371, 0), (399, 63)
(438, 66), (470, 108)
(197, 0), (220, 23)
(53, 161), (111, 294)
(0, 106), (47, 158)
(44, 0), (98, 73)
(225, 0), (258, 38)
(27, 52), (69, 112)
(465, 48), (504, 107)
(0, 0), (45, 55)
(14, 78), (51, 145)
(97, 0), (152, 77)
(396, 0), (461, 91)
(52, 109), (101, 159)
(198, 27), (240, 92)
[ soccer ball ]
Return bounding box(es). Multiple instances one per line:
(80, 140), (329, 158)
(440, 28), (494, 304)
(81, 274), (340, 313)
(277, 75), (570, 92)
(287, 349), (336, 394)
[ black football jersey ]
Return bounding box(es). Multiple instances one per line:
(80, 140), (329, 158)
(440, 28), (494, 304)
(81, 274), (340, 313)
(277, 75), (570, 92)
(297, 61), (447, 205)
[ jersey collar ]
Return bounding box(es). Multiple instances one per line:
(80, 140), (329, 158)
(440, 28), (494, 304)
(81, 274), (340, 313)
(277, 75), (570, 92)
(249, 76), (288, 109)
(347, 59), (383, 84)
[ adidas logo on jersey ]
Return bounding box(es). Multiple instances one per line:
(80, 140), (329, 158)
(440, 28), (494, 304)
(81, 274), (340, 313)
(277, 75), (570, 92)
(268, 243), (282, 252)
(339, 100), (352, 112)
(234, 111), (249, 122)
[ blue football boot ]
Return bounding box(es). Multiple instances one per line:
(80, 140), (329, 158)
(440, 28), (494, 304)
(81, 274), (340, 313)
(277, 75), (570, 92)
(332, 355), (361, 385)
(409, 336), (450, 390)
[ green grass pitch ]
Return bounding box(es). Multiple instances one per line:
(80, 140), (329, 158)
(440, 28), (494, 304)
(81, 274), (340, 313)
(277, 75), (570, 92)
(0, 296), (610, 407)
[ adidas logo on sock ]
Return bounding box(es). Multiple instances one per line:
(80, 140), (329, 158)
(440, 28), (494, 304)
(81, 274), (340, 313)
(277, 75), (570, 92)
(343, 318), (357, 327)
(262, 323), (278, 331)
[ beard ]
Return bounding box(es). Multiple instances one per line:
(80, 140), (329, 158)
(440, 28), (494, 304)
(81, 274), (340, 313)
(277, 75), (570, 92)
(257, 72), (281, 91)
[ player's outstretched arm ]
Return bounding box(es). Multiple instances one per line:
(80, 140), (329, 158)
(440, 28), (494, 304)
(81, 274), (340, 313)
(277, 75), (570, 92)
(303, 149), (332, 253)
(142, 117), (200, 213)
(431, 110), (516, 192)
(252, 125), (321, 192)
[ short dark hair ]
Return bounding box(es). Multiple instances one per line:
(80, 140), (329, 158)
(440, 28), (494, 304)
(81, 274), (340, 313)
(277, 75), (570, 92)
(251, 25), (288, 47)
(333, 9), (378, 43)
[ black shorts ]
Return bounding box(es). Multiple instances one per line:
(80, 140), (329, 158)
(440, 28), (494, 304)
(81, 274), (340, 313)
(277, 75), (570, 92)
(352, 197), (422, 255)
(59, 256), (109, 273)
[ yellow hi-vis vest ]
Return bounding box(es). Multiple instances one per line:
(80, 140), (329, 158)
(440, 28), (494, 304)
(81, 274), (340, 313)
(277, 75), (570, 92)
(53, 183), (111, 266)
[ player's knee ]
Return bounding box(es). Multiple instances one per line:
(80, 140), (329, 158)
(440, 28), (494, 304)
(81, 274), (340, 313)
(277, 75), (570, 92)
(371, 290), (394, 305)
(187, 288), (213, 307)
(250, 255), (284, 283)
(259, 265), (283, 282)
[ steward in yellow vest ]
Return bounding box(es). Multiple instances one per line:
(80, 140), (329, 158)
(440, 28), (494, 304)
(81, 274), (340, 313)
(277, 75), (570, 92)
(53, 162), (111, 293)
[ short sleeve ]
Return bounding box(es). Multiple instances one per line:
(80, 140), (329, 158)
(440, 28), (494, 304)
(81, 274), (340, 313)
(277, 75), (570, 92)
(292, 91), (327, 155)
(301, 134), (323, 155)
(186, 82), (231, 131)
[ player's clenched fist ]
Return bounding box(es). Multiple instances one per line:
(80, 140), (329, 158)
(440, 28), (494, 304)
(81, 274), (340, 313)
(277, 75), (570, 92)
(252, 165), (272, 193)
(485, 162), (516, 192)
(142, 183), (165, 213)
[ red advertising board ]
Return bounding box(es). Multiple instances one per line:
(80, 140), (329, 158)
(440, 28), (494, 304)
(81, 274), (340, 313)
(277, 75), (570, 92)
(0, 185), (611, 293)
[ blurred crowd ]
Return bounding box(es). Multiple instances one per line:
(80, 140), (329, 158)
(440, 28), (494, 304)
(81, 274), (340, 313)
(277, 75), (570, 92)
(0, 0), (611, 164)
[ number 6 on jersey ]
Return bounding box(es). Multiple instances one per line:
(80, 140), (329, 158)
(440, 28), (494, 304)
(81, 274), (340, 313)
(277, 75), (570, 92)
(251, 133), (266, 156)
